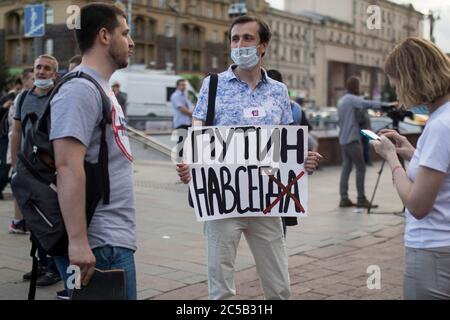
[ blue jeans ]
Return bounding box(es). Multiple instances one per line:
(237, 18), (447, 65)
(54, 246), (137, 300)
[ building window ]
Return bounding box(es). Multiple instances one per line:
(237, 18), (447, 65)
(159, 0), (165, 8)
(45, 39), (54, 55)
(15, 44), (22, 65)
(46, 8), (54, 24)
(212, 56), (218, 69)
(206, 5), (213, 18)
(165, 22), (173, 37)
(211, 30), (218, 43)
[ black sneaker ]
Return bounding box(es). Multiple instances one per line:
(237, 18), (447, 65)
(56, 289), (69, 300)
(36, 270), (61, 287)
(23, 265), (47, 281)
(339, 198), (355, 207)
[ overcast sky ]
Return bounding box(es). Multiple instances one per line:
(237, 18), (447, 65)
(268, 0), (450, 53)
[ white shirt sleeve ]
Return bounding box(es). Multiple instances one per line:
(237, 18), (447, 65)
(419, 119), (450, 173)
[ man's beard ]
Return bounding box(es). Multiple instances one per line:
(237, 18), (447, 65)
(109, 44), (128, 70)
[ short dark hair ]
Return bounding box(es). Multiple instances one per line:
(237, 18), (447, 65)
(228, 15), (272, 44)
(176, 79), (186, 87)
(15, 78), (22, 86)
(267, 69), (283, 83)
(76, 3), (127, 54)
(22, 68), (33, 79)
(69, 54), (82, 65)
(346, 76), (361, 96)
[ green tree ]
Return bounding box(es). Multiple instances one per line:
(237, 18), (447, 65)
(180, 73), (202, 92)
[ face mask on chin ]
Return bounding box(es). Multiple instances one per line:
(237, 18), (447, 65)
(230, 45), (262, 70)
(34, 79), (54, 89)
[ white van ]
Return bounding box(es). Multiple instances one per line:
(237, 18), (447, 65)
(109, 65), (199, 118)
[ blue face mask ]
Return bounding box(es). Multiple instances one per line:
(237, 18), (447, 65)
(34, 79), (54, 89)
(230, 45), (261, 70)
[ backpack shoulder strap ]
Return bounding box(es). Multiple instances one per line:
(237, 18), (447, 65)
(18, 90), (29, 111)
(188, 73), (218, 208)
(16, 90), (29, 134)
(77, 72), (112, 125)
(41, 71), (112, 125)
(206, 73), (218, 126)
(76, 72), (111, 205)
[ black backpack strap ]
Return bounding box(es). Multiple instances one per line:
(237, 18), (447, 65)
(206, 73), (218, 126)
(17, 90), (29, 133)
(18, 90), (29, 112)
(27, 241), (38, 301)
(188, 73), (218, 208)
(98, 118), (110, 205)
(76, 72), (111, 205)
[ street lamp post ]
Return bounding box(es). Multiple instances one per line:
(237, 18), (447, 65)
(428, 10), (440, 43)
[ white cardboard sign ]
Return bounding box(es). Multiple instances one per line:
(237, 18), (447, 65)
(185, 126), (309, 222)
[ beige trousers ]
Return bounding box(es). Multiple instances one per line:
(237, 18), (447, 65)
(205, 217), (290, 300)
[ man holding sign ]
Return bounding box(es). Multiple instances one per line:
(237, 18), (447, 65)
(177, 16), (322, 300)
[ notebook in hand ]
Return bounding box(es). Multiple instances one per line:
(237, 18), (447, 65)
(70, 268), (126, 300)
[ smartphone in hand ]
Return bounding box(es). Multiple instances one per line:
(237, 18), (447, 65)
(360, 129), (381, 141)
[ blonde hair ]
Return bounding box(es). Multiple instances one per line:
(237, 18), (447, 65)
(384, 37), (450, 107)
(35, 54), (59, 72)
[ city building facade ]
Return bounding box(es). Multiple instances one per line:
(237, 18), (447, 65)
(284, 0), (424, 106)
(0, 0), (425, 106)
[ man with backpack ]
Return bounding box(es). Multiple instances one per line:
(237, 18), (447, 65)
(48, 3), (136, 299)
(10, 55), (62, 288)
(177, 16), (322, 300)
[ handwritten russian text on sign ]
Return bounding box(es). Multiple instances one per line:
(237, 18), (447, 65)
(185, 126), (308, 222)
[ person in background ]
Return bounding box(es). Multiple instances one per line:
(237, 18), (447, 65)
(0, 78), (22, 200)
(266, 69), (318, 236)
(111, 80), (128, 117)
(7, 68), (34, 233)
(337, 76), (382, 208)
(356, 95), (373, 166)
(267, 69), (318, 152)
(170, 79), (193, 130)
(11, 55), (62, 287)
(68, 55), (82, 72)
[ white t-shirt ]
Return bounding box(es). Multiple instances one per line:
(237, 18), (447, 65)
(405, 101), (450, 248)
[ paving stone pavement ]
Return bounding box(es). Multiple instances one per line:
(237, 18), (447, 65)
(0, 158), (406, 300)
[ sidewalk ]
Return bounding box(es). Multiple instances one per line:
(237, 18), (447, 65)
(0, 160), (406, 300)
